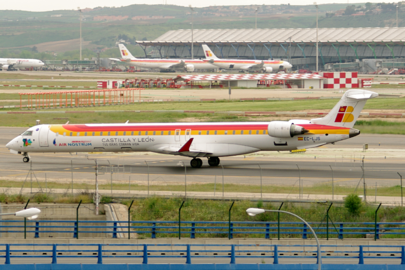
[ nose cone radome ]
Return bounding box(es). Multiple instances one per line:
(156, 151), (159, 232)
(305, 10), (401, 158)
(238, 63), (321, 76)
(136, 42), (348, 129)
(6, 137), (19, 150)
(349, 128), (360, 138)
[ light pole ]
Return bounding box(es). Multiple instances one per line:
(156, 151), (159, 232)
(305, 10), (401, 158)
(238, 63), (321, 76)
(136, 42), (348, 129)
(78, 7), (82, 61)
(0, 208), (41, 220)
(189, 5), (194, 60)
(246, 208), (321, 270)
(314, 2), (319, 72)
(397, 5), (399, 27)
(255, 7), (258, 29)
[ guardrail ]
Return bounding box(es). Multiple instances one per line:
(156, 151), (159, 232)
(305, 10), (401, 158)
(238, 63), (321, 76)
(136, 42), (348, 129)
(1, 220), (405, 239)
(0, 243), (404, 265)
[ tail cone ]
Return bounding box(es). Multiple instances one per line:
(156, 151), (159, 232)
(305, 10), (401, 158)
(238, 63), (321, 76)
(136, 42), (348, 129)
(349, 128), (360, 138)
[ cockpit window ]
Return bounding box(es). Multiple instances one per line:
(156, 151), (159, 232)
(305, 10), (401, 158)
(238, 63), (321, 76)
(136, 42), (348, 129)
(22, 131), (33, 136)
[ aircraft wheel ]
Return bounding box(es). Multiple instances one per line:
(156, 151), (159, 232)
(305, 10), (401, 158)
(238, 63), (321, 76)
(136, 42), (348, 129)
(23, 157), (30, 163)
(190, 158), (202, 168)
(208, 157), (220, 167)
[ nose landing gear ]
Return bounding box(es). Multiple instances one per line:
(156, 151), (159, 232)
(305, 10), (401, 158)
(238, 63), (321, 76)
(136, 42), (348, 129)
(22, 153), (30, 163)
(190, 158), (203, 168)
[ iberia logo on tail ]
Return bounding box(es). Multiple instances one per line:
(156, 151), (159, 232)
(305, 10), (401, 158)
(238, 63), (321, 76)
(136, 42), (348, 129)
(335, 106), (354, 122)
(121, 50), (128, 56)
(206, 51), (212, 57)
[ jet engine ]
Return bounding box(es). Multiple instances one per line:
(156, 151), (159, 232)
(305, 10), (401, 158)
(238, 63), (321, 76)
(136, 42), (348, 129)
(185, 64), (195, 72)
(262, 67), (273, 73)
(268, 121), (308, 138)
(1, 65), (9, 71)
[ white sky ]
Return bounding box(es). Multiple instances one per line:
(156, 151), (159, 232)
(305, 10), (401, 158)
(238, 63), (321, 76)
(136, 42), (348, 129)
(2, 0), (396, 12)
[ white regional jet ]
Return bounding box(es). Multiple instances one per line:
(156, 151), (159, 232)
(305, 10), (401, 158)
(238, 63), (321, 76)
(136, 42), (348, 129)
(110, 44), (214, 72)
(202, 44), (292, 73)
(6, 89), (377, 168)
(0, 58), (44, 71)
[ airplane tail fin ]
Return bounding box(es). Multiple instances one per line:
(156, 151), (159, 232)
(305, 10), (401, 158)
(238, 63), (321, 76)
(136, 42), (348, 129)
(118, 44), (136, 60)
(311, 89), (378, 128)
(202, 44), (219, 60)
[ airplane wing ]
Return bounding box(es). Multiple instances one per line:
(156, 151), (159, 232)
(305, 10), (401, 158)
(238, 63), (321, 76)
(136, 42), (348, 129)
(148, 138), (212, 157)
(240, 61), (264, 70)
(163, 60), (185, 70)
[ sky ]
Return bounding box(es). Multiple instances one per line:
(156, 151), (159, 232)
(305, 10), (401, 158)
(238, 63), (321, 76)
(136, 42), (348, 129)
(1, 0), (396, 12)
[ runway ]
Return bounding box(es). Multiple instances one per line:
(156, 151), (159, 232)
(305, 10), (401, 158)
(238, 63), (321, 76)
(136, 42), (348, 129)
(1, 127), (404, 190)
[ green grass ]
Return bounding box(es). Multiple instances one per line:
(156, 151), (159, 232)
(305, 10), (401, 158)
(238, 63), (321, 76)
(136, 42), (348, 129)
(354, 120), (405, 135)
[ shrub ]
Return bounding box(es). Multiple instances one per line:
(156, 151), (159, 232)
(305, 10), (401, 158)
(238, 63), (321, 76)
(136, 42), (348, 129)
(344, 194), (363, 216)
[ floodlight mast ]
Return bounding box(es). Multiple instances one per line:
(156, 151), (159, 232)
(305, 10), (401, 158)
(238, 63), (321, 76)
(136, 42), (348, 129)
(246, 208), (322, 270)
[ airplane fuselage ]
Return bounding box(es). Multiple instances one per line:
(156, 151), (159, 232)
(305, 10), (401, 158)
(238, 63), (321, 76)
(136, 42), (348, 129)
(0, 58), (44, 69)
(122, 59), (214, 70)
(7, 122), (352, 157)
(211, 60), (289, 71)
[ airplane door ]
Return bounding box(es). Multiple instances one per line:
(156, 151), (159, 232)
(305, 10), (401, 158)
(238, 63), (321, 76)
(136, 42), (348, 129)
(39, 125), (49, 147)
(175, 129), (181, 142)
(185, 129), (191, 141)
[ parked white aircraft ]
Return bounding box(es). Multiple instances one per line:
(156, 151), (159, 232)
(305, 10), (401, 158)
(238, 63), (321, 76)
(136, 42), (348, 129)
(6, 89), (377, 168)
(202, 44), (292, 73)
(110, 44), (214, 72)
(0, 58), (44, 71)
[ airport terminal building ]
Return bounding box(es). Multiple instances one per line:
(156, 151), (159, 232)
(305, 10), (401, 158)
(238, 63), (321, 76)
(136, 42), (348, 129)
(136, 27), (405, 73)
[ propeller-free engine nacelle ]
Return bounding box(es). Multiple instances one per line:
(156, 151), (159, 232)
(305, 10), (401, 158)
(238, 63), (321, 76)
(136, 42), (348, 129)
(262, 67), (273, 73)
(185, 64), (195, 72)
(267, 121), (308, 138)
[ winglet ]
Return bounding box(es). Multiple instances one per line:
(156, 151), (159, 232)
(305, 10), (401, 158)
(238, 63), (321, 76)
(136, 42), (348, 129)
(179, 138), (194, 152)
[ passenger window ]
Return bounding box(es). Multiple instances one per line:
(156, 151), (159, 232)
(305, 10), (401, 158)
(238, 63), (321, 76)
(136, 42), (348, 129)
(233, 130), (235, 135)
(138, 131), (141, 135)
(215, 130), (217, 135)
(263, 130), (266, 134)
(160, 131), (163, 135)
(146, 131), (148, 135)
(84, 132), (87, 136)
(169, 131), (171, 135)
(115, 132), (118, 136)
(70, 132), (72, 136)
(92, 132), (95, 136)
(225, 131), (228, 135)
(108, 132), (110, 136)
(100, 132), (103, 136)
(77, 132), (80, 136)
(256, 130), (259, 135)
(123, 132), (126, 136)
(22, 131), (33, 136)
(206, 131), (209, 135)
(153, 131), (156, 135)
(241, 130), (244, 134)
(198, 131), (201, 135)
(131, 131), (134, 136)
(63, 132), (66, 136)
(249, 130), (251, 135)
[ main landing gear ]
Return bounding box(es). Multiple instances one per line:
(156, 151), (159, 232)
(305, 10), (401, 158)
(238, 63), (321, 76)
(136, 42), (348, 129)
(189, 157), (220, 168)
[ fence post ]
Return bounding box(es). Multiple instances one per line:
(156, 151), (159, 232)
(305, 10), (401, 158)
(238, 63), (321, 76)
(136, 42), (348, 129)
(73, 222), (77, 238)
(186, 244), (191, 264)
(375, 203), (382, 241)
(401, 246), (405, 265)
(358, 246), (364, 264)
(179, 201), (185, 239)
(302, 223), (308, 239)
(5, 244), (10, 264)
(273, 245), (278, 264)
(34, 221), (40, 238)
(228, 201), (235, 240)
(230, 245), (235, 264)
(112, 222), (118, 238)
(339, 223), (344, 240)
(142, 244), (148, 264)
(76, 200), (82, 239)
(278, 202), (283, 240)
(52, 244), (57, 264)
(265, 223), (270, 239)
(24, 199), (30, 239)
(152, 222), (156, 239)
(326, 203), (333, 240)
(128, 200), (134, 240)
(97, 244), (103, 264)
(191, 222), (195, 239)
